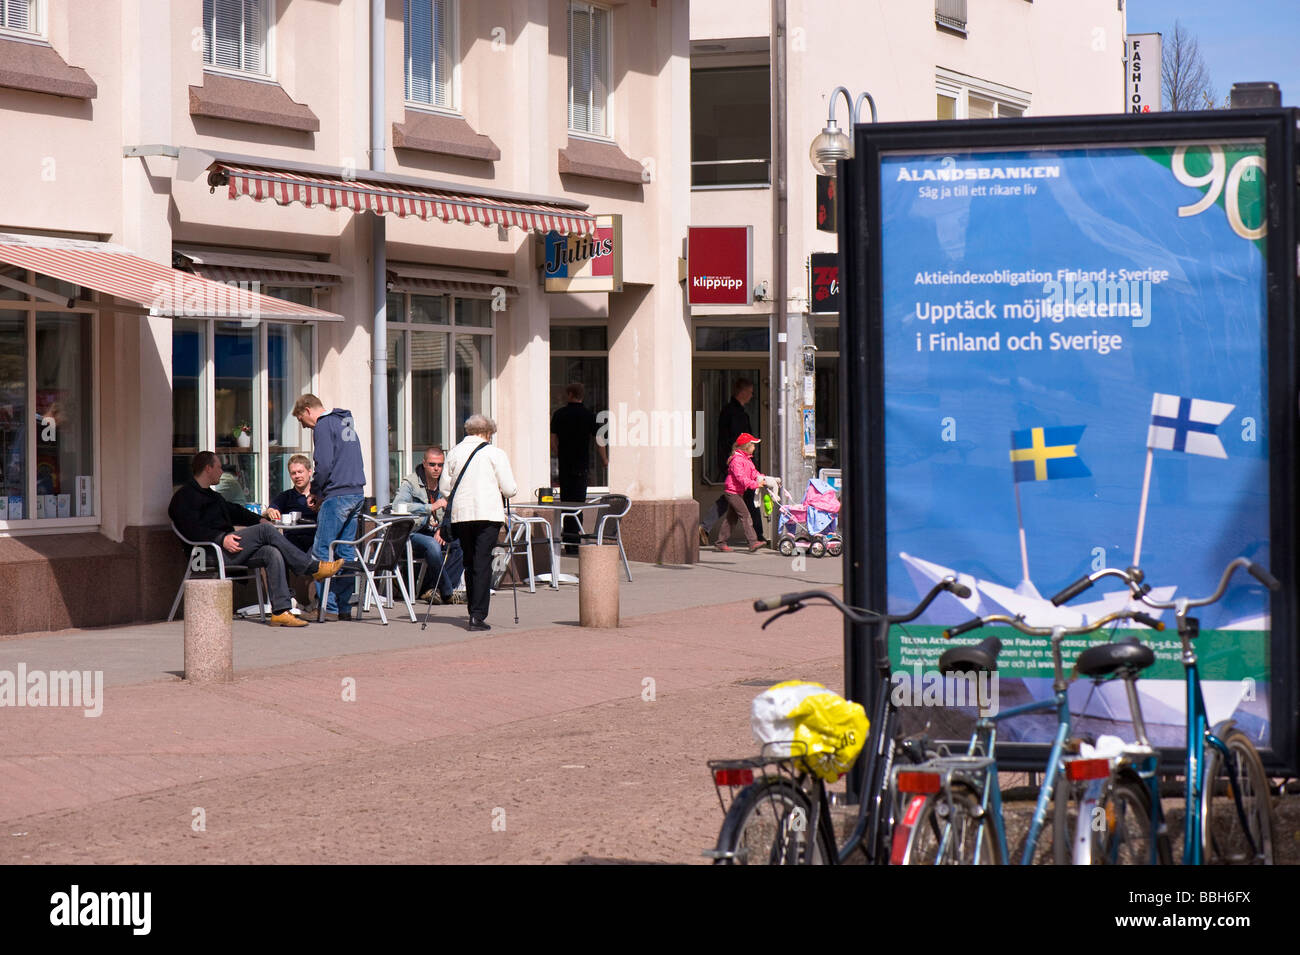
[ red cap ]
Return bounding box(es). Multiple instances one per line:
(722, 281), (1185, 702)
(734, 432), (761, 446)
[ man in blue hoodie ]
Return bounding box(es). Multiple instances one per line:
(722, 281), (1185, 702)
(294, 394), (366, 620)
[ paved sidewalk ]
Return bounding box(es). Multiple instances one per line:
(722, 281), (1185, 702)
(0, 550), (847, 861)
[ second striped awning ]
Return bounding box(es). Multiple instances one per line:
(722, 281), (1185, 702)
(208, 162), (597, 236)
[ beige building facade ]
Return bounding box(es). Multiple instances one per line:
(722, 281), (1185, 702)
(688, 0), (1129, 509)
(0, 0), (694, 634)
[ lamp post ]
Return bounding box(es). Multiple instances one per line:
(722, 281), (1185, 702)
(810, 87), (876, 802)
(809, 87), (877, 177)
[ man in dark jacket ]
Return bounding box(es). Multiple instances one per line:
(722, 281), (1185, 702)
(550, 382), (609, 554)
(294, 394), (367, 619)
(169, 451), (342, 627)
(709, 378), (765, 544)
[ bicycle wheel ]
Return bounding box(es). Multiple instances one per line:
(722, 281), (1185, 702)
(896, 785), (1000, 865)
(713, 777), (835, 865)
(1089, 775), (1164, 865)
(1201, 730), (1274, 864)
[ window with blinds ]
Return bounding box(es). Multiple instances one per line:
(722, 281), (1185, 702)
(0, 0), (41, 34)
(568, 2), (610, 137)
(405, 0), (456, 108)
(202, 0), (269, 76)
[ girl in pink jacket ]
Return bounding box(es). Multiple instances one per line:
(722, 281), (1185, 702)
(714, 433), (766, 552)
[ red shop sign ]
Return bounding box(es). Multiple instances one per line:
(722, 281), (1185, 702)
(687, 226), (753, 306)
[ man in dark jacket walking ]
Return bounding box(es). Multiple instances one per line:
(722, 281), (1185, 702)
(294, 394), (367, 620)
(550, 382), (608, 554)
(169, 451), (342, 627)
(708, 378), (765, 545)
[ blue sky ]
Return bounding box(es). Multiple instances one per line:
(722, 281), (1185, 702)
(1128, 1), (1300, 106)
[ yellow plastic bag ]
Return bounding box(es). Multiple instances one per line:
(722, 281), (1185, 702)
(750, 680), (869, 782)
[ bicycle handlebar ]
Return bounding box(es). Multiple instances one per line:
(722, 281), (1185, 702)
(942, 607), (1164, 640)
(753, 577), (971, 625)
(1051, 558), (1278, 614)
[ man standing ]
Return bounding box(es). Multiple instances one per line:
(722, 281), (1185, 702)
(169, 451), (342, 627)
(394, 446), (465, 604)
(293, 394), (366, 620)
(550, 382), (608, 554)
(709, 378), (765, 545)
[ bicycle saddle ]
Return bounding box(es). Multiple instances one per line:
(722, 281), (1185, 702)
(938, 636), (1003, 675)
(1074, 635), (1155, 678)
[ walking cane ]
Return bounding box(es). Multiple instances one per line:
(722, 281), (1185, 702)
(504, 494), (519, 625)
(418, 529), (450, 632)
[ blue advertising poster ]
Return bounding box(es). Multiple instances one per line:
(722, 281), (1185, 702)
(879, 142), (1271, 746)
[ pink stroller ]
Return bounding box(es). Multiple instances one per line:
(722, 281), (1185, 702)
(773, 478), (842, 558)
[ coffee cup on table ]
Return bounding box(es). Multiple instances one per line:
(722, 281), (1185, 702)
(392, 501), (410, 514)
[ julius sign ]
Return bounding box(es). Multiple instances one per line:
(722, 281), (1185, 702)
(544, 214), (622, 293)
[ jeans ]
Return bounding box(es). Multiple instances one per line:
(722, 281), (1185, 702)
(409, 530), (464, 597)
(223, 522), (316, 612)
(313, 493), (361, 614)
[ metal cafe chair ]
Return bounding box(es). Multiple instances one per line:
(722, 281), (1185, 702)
(503, 510), (557, 593)
(167, 522), (269, 622)
(574, 493), (633, 582)
(319, 516), (419, 625)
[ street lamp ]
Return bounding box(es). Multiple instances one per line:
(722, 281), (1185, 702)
(809, 87), (877, 176)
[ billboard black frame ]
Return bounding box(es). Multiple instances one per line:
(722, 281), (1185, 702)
(838, 108), (1299, 782)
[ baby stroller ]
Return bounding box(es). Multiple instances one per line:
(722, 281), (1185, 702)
(773, 478), (842, 558)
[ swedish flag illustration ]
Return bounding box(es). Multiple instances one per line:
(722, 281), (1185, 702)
(1009, 426), (1091, 482)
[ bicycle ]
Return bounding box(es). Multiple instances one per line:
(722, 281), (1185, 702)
(1051, 557), (1280, 864)
(891, 607), (1165, 865)
(704, 577), (971, 865)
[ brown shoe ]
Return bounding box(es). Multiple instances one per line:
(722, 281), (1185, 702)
(748, 542), (765, 552)
(268, 611), (308, 628)
(698, 526), (710, 546)
(312, 559), (344, 581)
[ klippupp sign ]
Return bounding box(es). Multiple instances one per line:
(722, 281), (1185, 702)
(846, 114), (1298, 769)
(687, 226), (752, 305)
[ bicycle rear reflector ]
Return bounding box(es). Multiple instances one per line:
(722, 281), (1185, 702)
(714, 768), (754, 786)
(1064, 758), (1111, 781)
(896, 771), (942, 794)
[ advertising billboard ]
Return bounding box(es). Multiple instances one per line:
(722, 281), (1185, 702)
(840, 111), (1298, 771)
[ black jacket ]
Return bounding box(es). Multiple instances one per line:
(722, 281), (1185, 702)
(169, 478), (262, 547)
(717, 398), (754, 471)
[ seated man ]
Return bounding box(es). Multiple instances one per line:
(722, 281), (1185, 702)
(394, 446), (465, 604)
(265, 453), (317, 553)
(170, 451), (343, 628)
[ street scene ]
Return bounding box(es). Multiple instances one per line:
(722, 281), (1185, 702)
(1, 0), (1298, 921)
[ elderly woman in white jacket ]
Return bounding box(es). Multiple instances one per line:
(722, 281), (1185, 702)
(437, 414), (518, 631)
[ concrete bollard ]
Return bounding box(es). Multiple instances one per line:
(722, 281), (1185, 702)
(578, 542), (620, 628)
(183, 579), (234, 683)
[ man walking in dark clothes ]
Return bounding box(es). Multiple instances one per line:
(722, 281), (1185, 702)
(550, 382), (609, 555)
(708, 378), (765, 545)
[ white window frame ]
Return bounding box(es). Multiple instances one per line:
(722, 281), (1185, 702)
(202, 0), (275, 80)
(0, 0), (45, 39)
(172, 314), (318, 505)
(936, 68), (1029, 119)
(0, 284), (100, 535)
(567, 1), (613, 141)
(404, 0), (459, 113)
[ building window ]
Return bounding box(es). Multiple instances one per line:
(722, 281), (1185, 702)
(691, 65), (771, 188)
(171, 301), (316, 503)
(0, 0), (43, 35)
(405, 0), (456, 109)
(387, 292), (494, 496)
(694, 326), (770, 352)
(568, 1), (610, 137)
(935, 0), (967, 35)
(550, 324), (608, 489)
(811, 322), (840, 472)
(936, 70), (1028, 119)
(203, 0), (270, 76)
(0, 269), (96, 528)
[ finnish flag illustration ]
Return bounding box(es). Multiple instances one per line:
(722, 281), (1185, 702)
(1146, 393), (1234, 459)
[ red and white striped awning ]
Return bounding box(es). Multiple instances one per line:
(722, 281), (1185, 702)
(0, 233), (342, 321)
(209, 162), (597, 235)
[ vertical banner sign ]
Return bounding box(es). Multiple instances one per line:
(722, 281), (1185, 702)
(878, 141), (1273, 749)
(1126, 34), (1162, 113)
(809, 252), (840, 314)
(687, 226), (753, 305)
(816, 174), (838, 232)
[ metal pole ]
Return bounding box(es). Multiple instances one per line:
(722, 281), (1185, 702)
(772, 0), (788, 489)
(370, 0), (390, 507)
